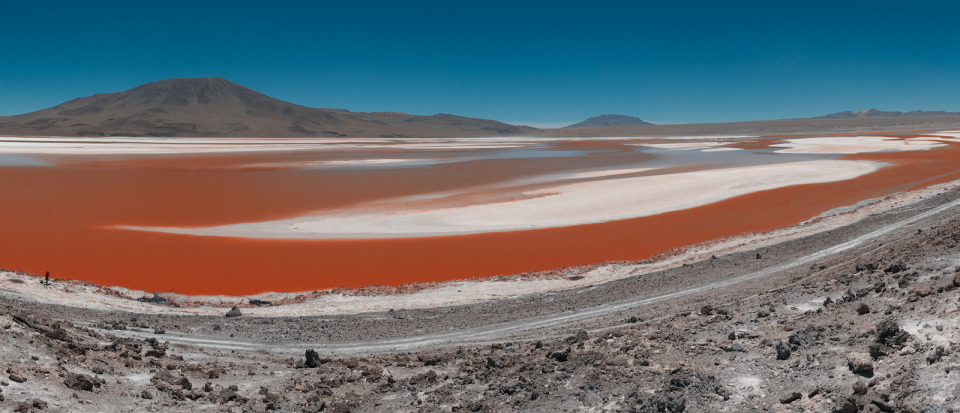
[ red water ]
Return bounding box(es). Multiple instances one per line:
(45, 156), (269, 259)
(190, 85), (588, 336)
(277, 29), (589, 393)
(3, 137), (960, 295)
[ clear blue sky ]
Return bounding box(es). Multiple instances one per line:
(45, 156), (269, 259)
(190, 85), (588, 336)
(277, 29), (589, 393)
(2, 1), (959, 126)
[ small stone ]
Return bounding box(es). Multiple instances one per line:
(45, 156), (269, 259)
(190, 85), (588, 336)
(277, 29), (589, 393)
(547, 347), (571, 362)
(779, 391), (802, 404)
(666, 395), (686, 412)
(776, 340), (791, 360)
(8, 374), (26, 383)
(856, 303), (870, 315)
(757, 310), (771, 318)
(852, 380), (868, 395)
(304, 349), (321, 368)
(225, 306), (242, 318)
(141, 390), (153, 399)
(885, 262), (907, 274)
(835, 398), (858, 413)
(64, 373), (96, 392)
(846, 353), (874, 376)
(153, 326), (165, 334)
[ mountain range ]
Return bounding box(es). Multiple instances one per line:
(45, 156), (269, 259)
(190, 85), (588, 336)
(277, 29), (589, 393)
(0, 78), (531, 138)
(563, 114), (652, 128)
(814, 109), (960, 119)
(2, 79), (960, 138)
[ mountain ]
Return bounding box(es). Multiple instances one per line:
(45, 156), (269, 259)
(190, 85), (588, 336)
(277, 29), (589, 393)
(815, 109), (960, 119)
(0, 77), (532, 138)
(563, 114), (652, 128)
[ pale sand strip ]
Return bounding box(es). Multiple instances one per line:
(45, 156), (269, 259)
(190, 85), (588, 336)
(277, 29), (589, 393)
(120, 160), (880, 239)
(771, 136), (946, 154)
(570, 167), (655, 178)
(0, 136), (536, 155)
(245, 158), (441, 169)
(701, 147), (742, 152)
(628, 142), (732, 151)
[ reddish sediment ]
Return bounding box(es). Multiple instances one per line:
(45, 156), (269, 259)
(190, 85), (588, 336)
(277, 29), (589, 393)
(3, 139), (960, 295)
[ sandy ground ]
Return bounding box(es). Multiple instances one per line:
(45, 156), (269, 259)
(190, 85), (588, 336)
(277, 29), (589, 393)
(770, 135), (946, 154)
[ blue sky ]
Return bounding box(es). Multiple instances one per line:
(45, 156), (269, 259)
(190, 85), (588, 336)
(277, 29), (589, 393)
(2, 1), (959, 126)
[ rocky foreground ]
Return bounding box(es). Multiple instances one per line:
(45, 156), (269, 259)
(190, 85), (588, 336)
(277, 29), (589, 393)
(3, 200), (960, 412)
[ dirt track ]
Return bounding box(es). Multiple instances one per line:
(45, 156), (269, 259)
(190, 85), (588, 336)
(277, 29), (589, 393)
(59, 187), (960, 357)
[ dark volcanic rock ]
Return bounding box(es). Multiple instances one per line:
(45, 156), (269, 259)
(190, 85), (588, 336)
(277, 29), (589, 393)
(780, 391), (802, 404)
(875, 318), (910, 348)
(776, 340), (791, 360)
(547, 347), (571, 362)
(666, 395), (686, 412)
(137, 294), (168, 305)
(846, 353), (874, 377)
(885, 261), (908, 274)
(305, 349), (321, 368)
(789, 324), (821, 347)
(64, 373), (96, 392)
(225, 306), (242, 318)
(856, 262), (878, 272)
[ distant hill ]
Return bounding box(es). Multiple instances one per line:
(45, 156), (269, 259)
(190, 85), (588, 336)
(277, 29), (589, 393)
(0, 77), (533, 138)
(815, 109), (960, 119)
(563, 114), (652, 128)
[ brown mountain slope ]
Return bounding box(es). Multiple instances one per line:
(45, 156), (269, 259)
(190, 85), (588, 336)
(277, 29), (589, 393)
(0, 77), (533, 138)
(815, 108), (960, 119)
(563, 114), (652, 128)
(539, 115), (960, 137)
